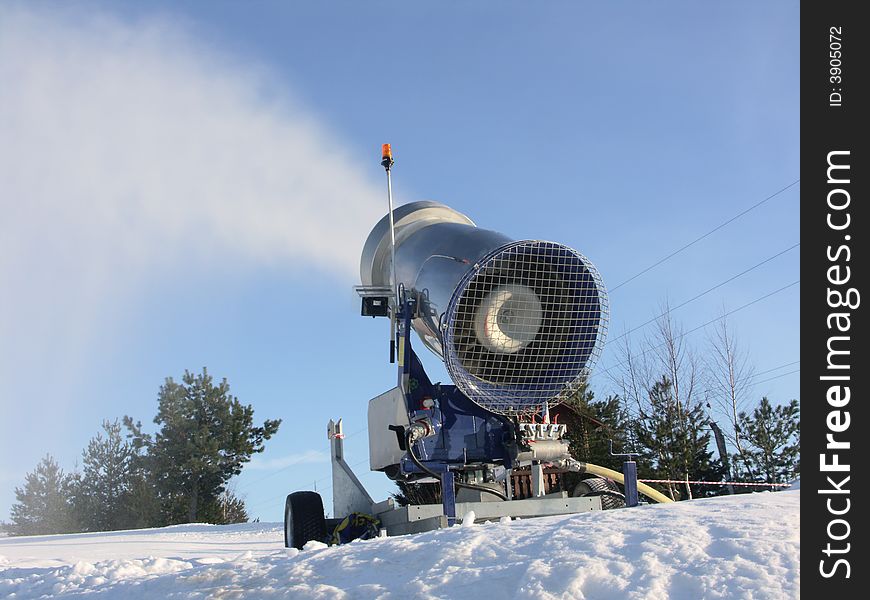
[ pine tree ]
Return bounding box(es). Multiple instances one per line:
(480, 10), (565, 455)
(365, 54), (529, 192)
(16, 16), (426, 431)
(199, 490), (249, 524)
(124, 368), (281, 524)
(9, 455), (79, 535)
(633, 377), (724, 499)
(633, 378), (680, 499)
(734, 397), (799, 486)
(559, 386), (631, 472)
(124, 468), (161, 529)
(680, 399), (726, 498)
(75, 420), (137, 532)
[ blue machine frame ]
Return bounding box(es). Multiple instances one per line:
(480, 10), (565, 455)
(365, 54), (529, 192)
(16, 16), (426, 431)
(393, 286), (520, 522)
(395, 286), (517, 476)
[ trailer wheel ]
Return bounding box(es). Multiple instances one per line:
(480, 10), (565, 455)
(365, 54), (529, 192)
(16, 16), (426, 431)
(572, 477), (626, 510)
(284, 491), (327, 549)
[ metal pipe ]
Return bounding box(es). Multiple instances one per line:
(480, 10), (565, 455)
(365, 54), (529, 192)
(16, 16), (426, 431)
(386, 167), (398, 308)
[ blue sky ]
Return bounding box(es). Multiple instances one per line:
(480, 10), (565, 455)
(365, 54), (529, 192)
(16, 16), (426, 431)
(0, 1), (799, 521)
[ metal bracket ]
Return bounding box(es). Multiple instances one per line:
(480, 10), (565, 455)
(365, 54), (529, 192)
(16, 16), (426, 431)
(354, 285), (394, 298)
(328, 419), (374, 518)
(608, 439), (640, 460)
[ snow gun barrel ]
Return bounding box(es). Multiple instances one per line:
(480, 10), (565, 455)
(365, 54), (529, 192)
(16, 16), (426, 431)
(360, 201), (609, 416)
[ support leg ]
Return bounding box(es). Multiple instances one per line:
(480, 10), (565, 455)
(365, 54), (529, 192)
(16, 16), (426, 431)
(531, 462), (545, 497)
(441, 471), (456, 526)
(623, 460), (639, 507)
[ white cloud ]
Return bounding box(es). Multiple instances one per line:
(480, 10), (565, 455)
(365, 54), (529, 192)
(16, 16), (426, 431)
(246, 450), (328, 471)
(0, 7), (385, 393)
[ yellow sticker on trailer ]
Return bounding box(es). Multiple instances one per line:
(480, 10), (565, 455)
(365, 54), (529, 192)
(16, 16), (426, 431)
(398, 335), (405, 366)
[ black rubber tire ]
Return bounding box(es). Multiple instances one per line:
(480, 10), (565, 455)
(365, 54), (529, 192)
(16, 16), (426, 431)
(284, 491), (327, 549)
(572, 477), (626, 510)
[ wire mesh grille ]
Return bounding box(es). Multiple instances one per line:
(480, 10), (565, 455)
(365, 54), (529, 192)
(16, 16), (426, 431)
(443, 241), (608, 415)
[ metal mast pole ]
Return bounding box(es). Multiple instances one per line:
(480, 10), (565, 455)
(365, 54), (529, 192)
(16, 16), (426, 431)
(381, 144), (398, 363)
(381, 144), (398, 307)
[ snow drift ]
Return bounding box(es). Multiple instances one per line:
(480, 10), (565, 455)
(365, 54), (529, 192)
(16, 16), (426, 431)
(0, 490), (798, 599)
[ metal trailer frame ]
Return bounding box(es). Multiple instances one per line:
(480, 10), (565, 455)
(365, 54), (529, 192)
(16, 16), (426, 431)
(327, 417), (602, 537)
(305, 288), (609, 542)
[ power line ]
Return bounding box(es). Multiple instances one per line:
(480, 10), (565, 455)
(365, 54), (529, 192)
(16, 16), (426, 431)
(709, 360), (800, 390)
(619, 360), (801, 424)
(710, 359), (800, 387)
(237, 457), (327, 491)
(609, 179), (800, 293)
(236, 426), (368, 492)
(751, 360), (800, 378)
(244, 456), (370, 512)
(753, 368), (800, 386)
(600, 279), (799, 426)
(598, 280), (800, 425)
(606, 243), (799, 347)
(247, 469), (355, 514)
(593, 279), (800, 381)
(702, 360), (800, 398)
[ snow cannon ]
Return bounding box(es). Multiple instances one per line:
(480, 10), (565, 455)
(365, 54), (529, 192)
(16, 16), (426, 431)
(282, 147), (670, 551)
(360, 200), (608, 415)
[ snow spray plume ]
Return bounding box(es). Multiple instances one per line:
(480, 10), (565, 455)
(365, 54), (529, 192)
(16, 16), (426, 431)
(0, 6), (386, 491)
(0, 8), (384, 379)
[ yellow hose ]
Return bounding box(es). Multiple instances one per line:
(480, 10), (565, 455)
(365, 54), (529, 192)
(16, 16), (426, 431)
(582, 462), (674, 504)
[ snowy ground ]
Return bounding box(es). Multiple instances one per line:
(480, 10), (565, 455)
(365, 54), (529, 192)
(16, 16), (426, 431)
(0, 490), (799, 599)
